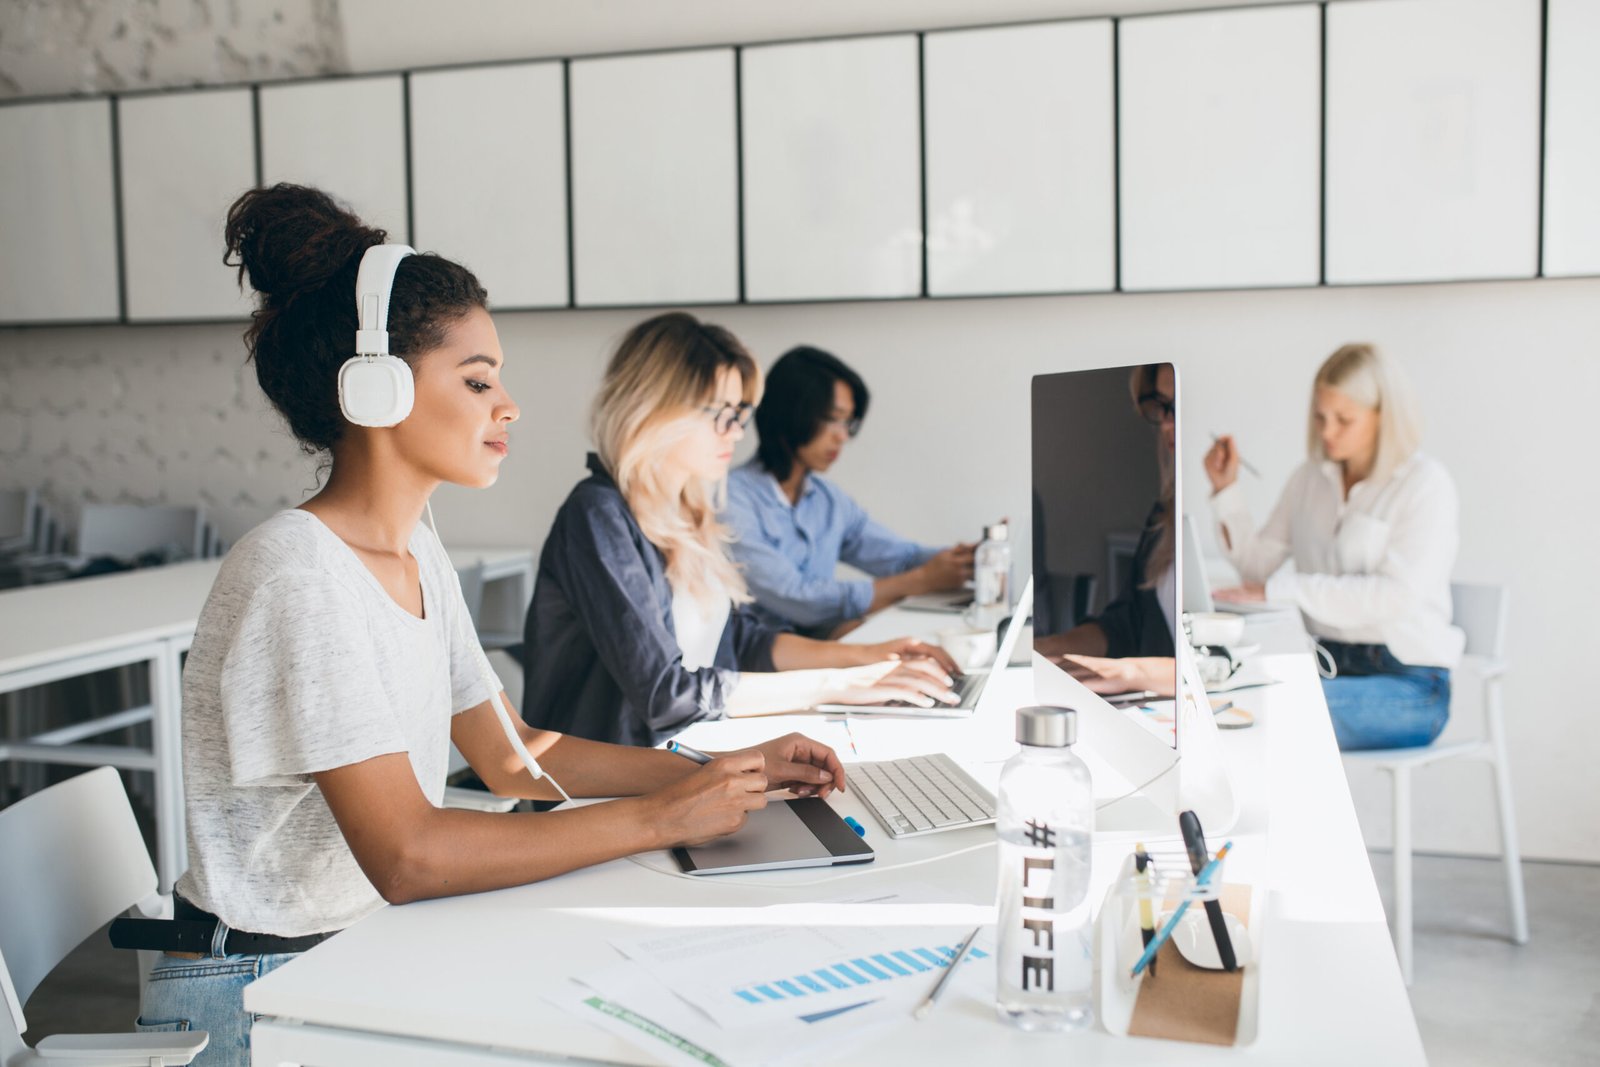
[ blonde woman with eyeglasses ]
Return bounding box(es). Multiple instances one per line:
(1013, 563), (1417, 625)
(1206, 343), (1463, 751)
(520, 312), (961, 749)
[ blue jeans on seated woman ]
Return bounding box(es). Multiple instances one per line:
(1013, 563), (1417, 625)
(1319, 643), (1451, 751)
(134, 919), (299, 1067)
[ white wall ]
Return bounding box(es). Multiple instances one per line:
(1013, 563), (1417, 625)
(2, 0), (1596, 863)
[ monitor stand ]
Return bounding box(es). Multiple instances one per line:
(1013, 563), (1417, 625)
(1032, 643), (1237, 839)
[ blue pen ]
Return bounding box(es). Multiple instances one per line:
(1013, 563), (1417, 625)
(1130, 841), (1233, 978)
(666, 740), (713, 765)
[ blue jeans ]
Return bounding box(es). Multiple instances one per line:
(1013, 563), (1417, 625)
(1320, 657), (1451, 751)
(135, 917), (299, 1067)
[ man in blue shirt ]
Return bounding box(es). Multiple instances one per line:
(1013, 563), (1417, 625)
(725, 346), (974, 637)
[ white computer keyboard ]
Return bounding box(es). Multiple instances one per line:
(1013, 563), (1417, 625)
(849, 752), (997, 839)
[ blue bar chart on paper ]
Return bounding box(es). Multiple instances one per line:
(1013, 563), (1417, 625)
(732, 941), (989, 1006)
(611, 924), (995, 1029)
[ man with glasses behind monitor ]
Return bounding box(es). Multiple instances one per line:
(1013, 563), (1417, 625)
(725, 345), (976, 638)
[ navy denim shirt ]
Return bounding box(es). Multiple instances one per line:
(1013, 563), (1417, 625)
(521, 454), (780, 747)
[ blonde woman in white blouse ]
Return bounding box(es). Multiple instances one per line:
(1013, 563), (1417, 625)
(1205, 343), (1463, 750)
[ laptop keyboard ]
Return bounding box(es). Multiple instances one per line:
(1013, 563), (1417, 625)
(850, 753), (997, 838)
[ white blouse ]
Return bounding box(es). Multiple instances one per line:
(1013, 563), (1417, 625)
(1210, 452), (1464, 669)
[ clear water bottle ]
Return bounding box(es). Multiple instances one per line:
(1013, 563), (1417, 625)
(966, 521), (1012, 630)
(995, 705), (1095, 1031)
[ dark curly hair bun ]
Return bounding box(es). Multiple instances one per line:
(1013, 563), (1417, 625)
(222, 183), (487, 453)
(225, 183), (386, 306)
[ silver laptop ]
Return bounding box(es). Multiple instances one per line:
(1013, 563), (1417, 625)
(816, 580), (1032, 717)
(1182, 513), (1295, 616)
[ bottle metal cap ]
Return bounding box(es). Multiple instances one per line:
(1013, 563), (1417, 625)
(1016, 705), (1076, 747)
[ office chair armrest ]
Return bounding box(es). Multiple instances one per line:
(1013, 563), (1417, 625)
(34, 1030), (209, 1063)
(132, 892), (173, 920)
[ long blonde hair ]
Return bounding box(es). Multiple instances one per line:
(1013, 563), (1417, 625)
(593, 313), (761, 606)
(1308, 343), (1422, 483)
(1128, 363), (1175, 590)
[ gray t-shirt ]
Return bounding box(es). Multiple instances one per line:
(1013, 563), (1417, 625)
(174, 509), (500, 936)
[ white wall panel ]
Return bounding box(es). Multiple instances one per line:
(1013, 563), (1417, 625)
(742, 35), (922, 301)
(925, 21), (1114, 296)
(1326, 0), (1541, 284)
(0, 99), (120, 323)
(1120, 4), (1322, 291)
(260, 76), (409, 242)
(410, 63), (568, 308)
(1543, 0), (1600, 278)
(119, 88), (257, 321)
(571, 49), (738, 306)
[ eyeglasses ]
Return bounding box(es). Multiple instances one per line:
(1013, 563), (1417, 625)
(702, 402), (754, 435)
(820, 414), (863, 438)
(1137, 392), (1175, 425)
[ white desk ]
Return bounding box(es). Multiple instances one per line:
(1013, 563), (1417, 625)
(245, 609), (1424, 1065)
(0, 545), (534, 892)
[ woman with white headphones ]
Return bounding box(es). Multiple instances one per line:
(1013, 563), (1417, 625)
(133, 185), (845, 1064)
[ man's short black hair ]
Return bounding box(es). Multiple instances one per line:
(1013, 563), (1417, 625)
(754, 346), (871, 481)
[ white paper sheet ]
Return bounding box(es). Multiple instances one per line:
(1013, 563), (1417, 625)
(544, 962), (906, 1067)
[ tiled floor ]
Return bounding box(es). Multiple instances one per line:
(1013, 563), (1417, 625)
(19, 854), (1600, 1064)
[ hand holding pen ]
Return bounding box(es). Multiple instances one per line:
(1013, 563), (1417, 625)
(1206, 432), (1261, 494)
(668, 735), (847, 798)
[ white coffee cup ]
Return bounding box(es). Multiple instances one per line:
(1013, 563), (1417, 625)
(936, 627), (997, 672)
(1186, 611), (1246, 649)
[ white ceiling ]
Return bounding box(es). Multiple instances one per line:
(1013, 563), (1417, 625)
(340, 0), (1308, 73)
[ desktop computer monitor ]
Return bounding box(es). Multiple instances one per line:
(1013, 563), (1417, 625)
(1030, 363), (1236, 833)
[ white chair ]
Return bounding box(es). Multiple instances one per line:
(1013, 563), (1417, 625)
(1342, 581), (1529, 986)
(455, 561), (521, 650)
(0, 490), (39, 555)
(76, 505), (205, 561)
(441, 648), (526, 814)
(0, 766), (207, 1066)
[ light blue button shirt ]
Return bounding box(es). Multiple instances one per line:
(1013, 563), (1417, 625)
(724, 461), (938, 633)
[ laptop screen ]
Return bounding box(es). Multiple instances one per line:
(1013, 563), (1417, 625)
(1031, 363), (1180, 745)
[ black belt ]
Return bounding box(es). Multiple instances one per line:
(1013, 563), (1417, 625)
(1317, 639), (1399, 677)
(108, 895), (338, 956)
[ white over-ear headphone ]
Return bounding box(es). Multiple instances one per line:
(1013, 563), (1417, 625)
(338, 243), (416, 428)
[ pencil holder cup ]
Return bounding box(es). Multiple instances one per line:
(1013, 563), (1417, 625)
(1094, 848), (1242, 1035)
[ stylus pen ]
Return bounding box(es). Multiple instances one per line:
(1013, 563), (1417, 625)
(914, 925), (983, 1020)
(1179, 811), (1239, 972)
(1210, 432), (1261, 478)
(1131, 842), (1232, 978)
(666, 740), (713, 765)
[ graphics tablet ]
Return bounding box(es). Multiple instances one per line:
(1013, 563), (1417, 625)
(671, 798), (875, 876)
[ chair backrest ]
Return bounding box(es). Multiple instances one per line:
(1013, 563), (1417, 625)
(0, 489), (36, 544)
(1451, 581), (1508, 662)
(456, 560), (487, 630)
(76, 504), (204, 560)
(0, 767), (157, 1036)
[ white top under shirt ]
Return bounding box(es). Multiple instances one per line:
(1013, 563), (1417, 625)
(671, 584), (731, 671)
(1210, 452), (1463, 669)
(174, 509), (500, 936)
